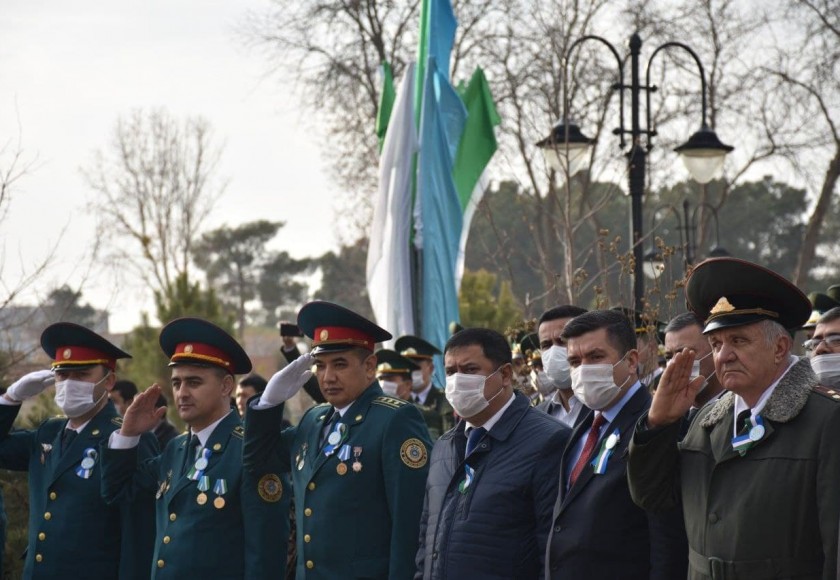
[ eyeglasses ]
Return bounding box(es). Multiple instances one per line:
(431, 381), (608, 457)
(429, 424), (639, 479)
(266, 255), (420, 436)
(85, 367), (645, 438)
(803, 335), (840, 352)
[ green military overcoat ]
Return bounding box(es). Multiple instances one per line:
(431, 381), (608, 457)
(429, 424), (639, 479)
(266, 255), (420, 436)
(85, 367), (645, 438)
(0, 401), (157, 579)
(245, 382), (432, 579)
(101, 409), (290, 579)
(627, 359), (840, 579)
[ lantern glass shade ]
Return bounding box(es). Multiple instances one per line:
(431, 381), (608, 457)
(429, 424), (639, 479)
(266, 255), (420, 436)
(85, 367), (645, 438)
(674, 127), (734, 184)
(643, 249), (666, 280)
(536, 122), (596, 178)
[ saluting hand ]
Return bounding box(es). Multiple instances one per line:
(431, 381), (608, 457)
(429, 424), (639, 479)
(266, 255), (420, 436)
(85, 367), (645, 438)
(121, 383), (167, 437)
(4, 369), (54, 402)
(648, 349), (705, 428)
(261, 352), (314, 406)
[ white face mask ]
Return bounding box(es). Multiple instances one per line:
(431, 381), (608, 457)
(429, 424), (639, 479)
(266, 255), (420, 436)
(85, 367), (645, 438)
(55, 372), (110, 418)
(535, 371), (555, 396)
(542, 345), (572, 391)
(380, 380), (399, 396)
(811, 353), (840, 387)
(411, 370), (425, 389)
(690, 351), (713, 394)
(570, 356), (630, 410)
(445, 366), (506, 419)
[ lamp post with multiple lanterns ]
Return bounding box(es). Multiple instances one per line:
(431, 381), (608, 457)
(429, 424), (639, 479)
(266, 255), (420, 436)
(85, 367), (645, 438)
(536, 33), (733, 312)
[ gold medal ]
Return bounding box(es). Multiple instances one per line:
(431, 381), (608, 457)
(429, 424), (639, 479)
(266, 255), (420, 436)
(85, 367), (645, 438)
(352, 461), (362, 472)
(336, 462), (348, 475)
(214, 496), (226, 509)
(196, 492), (208, 505)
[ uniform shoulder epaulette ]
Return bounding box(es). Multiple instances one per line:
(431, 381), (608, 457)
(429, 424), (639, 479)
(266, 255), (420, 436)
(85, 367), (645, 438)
(812, 384), (840, 402)
(111, 416), (123, 426)
(232, 425), (245, 438)
(372, 395), (408, 409)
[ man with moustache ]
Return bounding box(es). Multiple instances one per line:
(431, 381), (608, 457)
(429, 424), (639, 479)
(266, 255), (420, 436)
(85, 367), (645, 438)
(101, 317), (289, 579)
(244, 301), (431, 579)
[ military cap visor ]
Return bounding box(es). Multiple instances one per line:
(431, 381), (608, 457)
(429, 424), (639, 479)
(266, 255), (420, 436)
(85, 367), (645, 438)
(686, 257), (811, 333)
(41, 322), (131, 371)
(801, 292), (840, 330)
(374, 349), (419, 376)
(159, 317), (252, 375)
(298, 300), (391, 355)
(394, 335), (441, 359)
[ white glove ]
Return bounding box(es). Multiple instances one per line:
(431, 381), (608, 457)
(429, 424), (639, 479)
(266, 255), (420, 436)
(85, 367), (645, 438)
(6, 370), (55, 402)
(260, 353), (314, 406)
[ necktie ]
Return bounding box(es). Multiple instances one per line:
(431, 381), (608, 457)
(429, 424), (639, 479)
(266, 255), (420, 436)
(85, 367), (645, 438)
(320, 411), (340, 448)
(736, 409), (751, 436)
(183, 434), (200, 474)
(569, 413), (607, 487)
(61, 428), (77, 454)
(465, 426), (487, 456)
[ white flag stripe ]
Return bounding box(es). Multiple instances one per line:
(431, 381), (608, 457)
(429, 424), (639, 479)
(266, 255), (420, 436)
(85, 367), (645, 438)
(366, 62), (418, 345)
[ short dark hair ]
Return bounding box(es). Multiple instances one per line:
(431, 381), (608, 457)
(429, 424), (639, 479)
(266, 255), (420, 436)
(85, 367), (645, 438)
(445, 327), (512, 368)
(113, 380), (138, 401)
(239, 373), (268, 393)
(538, 305), (588, 325)
(818, 307), (840, 326)
(663, 311), (704, 335)
(561, 309), (636, 355)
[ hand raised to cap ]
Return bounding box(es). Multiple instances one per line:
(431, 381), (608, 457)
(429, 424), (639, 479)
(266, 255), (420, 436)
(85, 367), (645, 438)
(648, 349), (706, 428)
(5, 369), (55, 402)
(121, 383), (167, 437)
(261, 352), (314, 406)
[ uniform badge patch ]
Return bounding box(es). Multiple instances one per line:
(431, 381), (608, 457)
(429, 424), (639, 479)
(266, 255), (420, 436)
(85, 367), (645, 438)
(399, 438), (428, 469)
(258, 474), (283, 503)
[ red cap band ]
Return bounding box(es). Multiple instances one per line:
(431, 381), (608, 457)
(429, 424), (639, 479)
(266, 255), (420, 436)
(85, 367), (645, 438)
(313, 326), (375, 351)
(52, 345), (115, 370)
(170, 342), (232, 370)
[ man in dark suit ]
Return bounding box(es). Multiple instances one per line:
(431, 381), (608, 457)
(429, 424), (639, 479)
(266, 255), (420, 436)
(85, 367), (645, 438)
(535, 304), (589, 428)
(0, 322), (157, 579)
(545, 310), (687, 579)
(416, 328), (570, 579)
(245, 301), (432, 579)
(101, 318), (289, 579)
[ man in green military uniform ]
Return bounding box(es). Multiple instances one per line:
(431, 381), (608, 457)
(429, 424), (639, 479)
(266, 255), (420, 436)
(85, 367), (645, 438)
(395, 335), (454, 439)
(376, 349), (450, 441)
(245, 301), (432, 579)
(101, 317), (289, 579)
(0, 322), (157, 579)
(627, 258), (840, 579)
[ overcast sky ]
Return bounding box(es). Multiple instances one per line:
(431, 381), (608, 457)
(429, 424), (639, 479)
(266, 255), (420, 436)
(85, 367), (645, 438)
(0, 0), (340, 332)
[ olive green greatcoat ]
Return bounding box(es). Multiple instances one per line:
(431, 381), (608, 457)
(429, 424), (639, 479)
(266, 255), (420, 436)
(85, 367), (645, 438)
(628, 359), (840, 580)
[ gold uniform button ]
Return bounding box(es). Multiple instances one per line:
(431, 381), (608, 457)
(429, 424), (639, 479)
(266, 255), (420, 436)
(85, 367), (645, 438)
(308, 482), (316, 491)
(44, 512), (51, 520)
(306, 561), (314, 570)
(304, 508), (312, 517)
(38, 532), (46, 541)
(157, 559), (165, 568)
(35, 554), (43, 563)
(169, 513), (177, 522)
(163, 536), (171, 544)
(49, 492), (57, 500)
(304, 534), (311, 543)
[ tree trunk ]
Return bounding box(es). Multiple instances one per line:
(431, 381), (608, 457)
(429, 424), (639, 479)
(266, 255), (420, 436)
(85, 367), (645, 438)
(793, 150), (840, 287)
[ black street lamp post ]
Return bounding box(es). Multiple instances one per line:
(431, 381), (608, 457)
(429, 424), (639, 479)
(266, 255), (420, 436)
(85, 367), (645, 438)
(536, 33), (734, 312)
(643, 199), (729, 278)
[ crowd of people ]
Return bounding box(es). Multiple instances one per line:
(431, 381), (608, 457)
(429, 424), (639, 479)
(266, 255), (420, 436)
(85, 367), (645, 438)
(1, 255), (839, 579)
